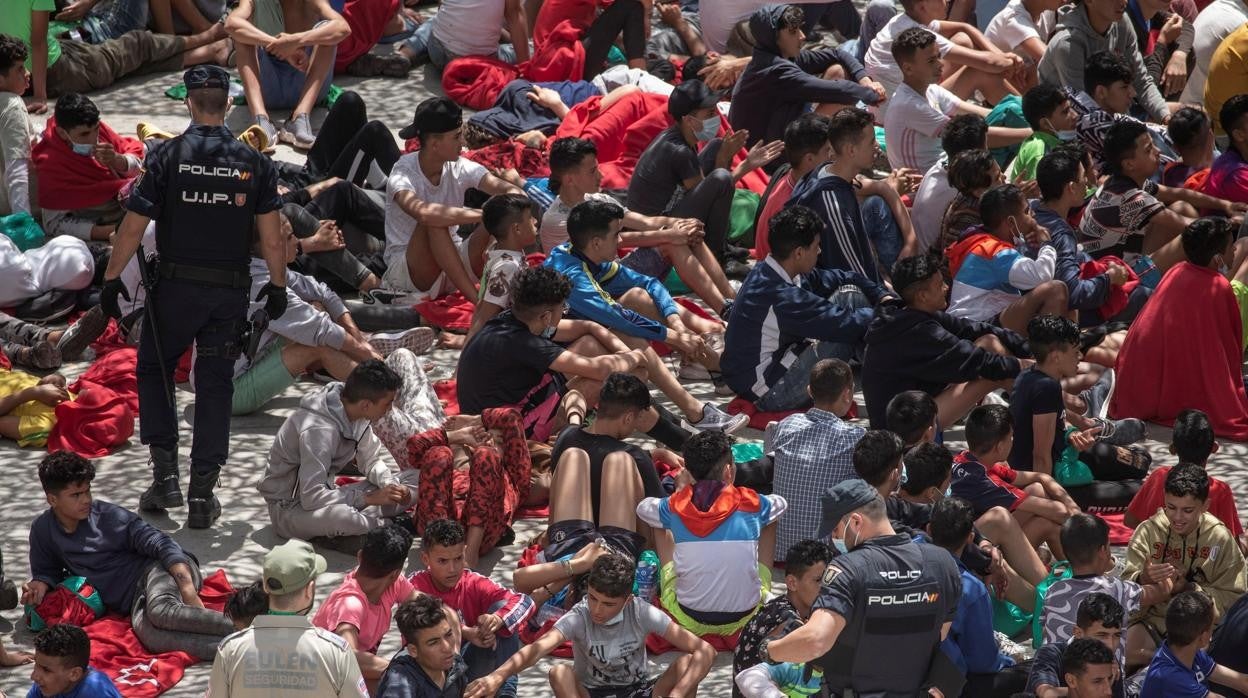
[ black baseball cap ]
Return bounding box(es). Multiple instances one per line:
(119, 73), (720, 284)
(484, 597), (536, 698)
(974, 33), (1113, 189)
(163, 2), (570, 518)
(183, 65), (230, 91)
(814, 479), (880, 541)
(668, 79), (721, 120)
(398, 97), (463, 140)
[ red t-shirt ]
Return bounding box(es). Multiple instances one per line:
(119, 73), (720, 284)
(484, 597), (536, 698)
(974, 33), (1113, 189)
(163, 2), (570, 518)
(1125, 466), (1243, 537)
(753, 173), (797, 260)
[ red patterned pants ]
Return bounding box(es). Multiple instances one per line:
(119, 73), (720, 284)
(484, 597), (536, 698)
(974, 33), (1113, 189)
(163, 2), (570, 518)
(405, 407), (532, 554)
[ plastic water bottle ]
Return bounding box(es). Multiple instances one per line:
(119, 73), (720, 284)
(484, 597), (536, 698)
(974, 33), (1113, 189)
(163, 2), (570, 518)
(633, 550), (660, 604)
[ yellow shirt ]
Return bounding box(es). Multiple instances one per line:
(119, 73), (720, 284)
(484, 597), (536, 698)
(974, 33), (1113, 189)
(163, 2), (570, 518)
(0, 369), (56, 447)
(1205, 22), (1248, 135)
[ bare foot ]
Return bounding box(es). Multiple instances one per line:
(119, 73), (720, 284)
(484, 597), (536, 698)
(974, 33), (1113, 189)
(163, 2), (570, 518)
(302, 220), (346, 253)
(437, 332), (465, 349)
(0, 649), (32, 667)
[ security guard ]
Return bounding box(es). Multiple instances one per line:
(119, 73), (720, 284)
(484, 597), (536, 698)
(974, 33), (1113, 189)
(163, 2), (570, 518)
(759, 479), (963, 697)
(208, 539), (368, 697)
(99, 65), (289, 529)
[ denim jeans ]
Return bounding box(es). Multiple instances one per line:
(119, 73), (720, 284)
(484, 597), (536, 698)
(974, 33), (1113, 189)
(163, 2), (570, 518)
(756, 287), (870, 412)
(257, 44), (336, 110)
(461, 600), (520, 697)
(403, 21), (520, 70)
(862, 194), (903, 273)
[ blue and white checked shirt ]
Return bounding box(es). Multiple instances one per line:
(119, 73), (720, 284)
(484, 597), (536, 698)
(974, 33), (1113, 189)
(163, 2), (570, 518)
(771, 408), (864, 559)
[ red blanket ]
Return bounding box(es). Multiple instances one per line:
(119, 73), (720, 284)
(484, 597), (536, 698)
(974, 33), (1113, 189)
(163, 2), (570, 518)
(1110, 262), (1248, 439)
(32, 118), (144, 211)
(414, 292), (475, 331)
(533, 0), (603, 47)
(1079, 255), (1140, 320)
(32, 570), (234, 697)
(524, 19), (586, 83)
(48, 381), (135, 458)
(442, 56), (520, 111)
(335, 0), (400, 71)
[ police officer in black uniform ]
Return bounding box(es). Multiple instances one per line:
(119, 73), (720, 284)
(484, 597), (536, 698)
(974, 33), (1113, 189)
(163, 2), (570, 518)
(758, 479), (964, 697)
(99, 65), (289, 530)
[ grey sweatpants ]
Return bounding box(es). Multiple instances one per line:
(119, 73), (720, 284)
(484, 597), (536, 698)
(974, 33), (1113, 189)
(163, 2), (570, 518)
(267, 469), (421, 540)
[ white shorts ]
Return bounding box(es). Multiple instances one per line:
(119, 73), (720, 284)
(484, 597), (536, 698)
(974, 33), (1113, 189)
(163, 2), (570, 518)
(382, 230), (478, 300)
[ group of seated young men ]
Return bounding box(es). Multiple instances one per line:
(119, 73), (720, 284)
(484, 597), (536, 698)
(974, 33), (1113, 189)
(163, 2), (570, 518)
(11, 0), (1248, 693)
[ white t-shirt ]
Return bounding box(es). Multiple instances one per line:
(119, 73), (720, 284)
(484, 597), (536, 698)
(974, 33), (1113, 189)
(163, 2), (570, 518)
(1180, 0), (1248, 104)
(0, 92), (34, 216)
(865, 13), (954, 119)
(883, 82), (961, 172)
(384, 152), (487, 264)
(477, 247), (526, 308)
(538, 192), (627, 253)
(431, 0), (507, 58)
(912, 159), (957, 252)
(591, 65), (675, 97)
(985, 0), (1055, 62)
(699, 0), (836, 53)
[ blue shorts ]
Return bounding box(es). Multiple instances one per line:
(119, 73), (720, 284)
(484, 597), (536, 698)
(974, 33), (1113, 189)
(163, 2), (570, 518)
(257, 44), (336, 110)
(620, 247), (672, 280)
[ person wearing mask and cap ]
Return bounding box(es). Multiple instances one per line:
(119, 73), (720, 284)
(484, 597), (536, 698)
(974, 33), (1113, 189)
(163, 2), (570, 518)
(381, 97), (523, 303)
(209, 539), (369, 697)
(627, 79), (784, 278)
(97, 64), (289, 531)
(728, 4), (886, 158)
(756, 478), (963, 696)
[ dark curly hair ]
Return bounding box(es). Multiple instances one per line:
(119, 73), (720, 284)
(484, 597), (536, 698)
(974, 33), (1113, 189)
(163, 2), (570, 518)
(598, 373), (652, 419)
(891, 26), (936, 64)
(947, 149), (998, 196)
(224, 580), (269, 624)
(359, 524), (414, 578)
(853, 430), (906, 486)
(39, 451), (95, 494)
(768, 204), (822, 260)
(34, 624), (90, 670)
(1027, 314), (1080, 363)
(422, 518), (466, 550)
(587, 554), (636, 598)
(54, 93), (100, 131)
(784, 540), (832, 578)
(891, 253), (943, 303)
(0, 35), (29, 75)
(899, 442), (953, 497)
(683, 430), (734, 481)
(1164, 462), (1210, 503)
(395, 595), (450, 645)
(510, 266), (572, 320)
(342, 360), (402, 403)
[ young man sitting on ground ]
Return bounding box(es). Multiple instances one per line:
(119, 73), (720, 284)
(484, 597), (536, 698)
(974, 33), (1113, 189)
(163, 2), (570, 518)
(23, 451), (234, 660)
(1032, 148), (1150, 326)
(313, 525), (422, 690)
(28, 624), (121, 698)
(1081, 120), (1246, 273)
(224, 0), (350, 147)
(732, 540), (832, 698)
(952, 405), (1080, 560)
(1006, 83), (1078, 183)
(1122, 464), (1248, 671)
(541, 137), (735, 318)
(1057, 639), (1121, 698)
(862, 253), (1032, 430)
(467, 193), (538, 341)
(771, 358), (862, 560)
(32, 93), (143, 242)
(1163, 107), (1215, 189)
(458, 267), (745, 445)
(1203, 95), (1248, 204)
(377, 595), (466, 697)
(1043, 514), (1172, 668)
(410, 519), (533, 696)
(260, 361), (419, 553)
(882, 27), (1030, 172)
(1028, 593), (1127, 698)
(753, 113), (832, 260)
(912, 114), (989, 253)
(945, 184), (1067, 334)
(1124, 409), (1245, 549)
(1140, 591), (1248, 697)
(544, 198), (727, 376)
(383, 98), (524, 302)
(465, 555), (715, 698)
(638, 430), (788, 637)
(722, 205), (888, 412)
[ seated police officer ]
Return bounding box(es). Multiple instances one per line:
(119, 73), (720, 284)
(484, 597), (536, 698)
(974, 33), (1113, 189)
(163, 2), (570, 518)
(99, 64), (290, 530)
(758, 479), (964, 696)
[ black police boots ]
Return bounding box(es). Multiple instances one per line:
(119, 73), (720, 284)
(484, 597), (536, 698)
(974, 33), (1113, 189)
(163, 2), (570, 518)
(139, 445), (184, 511)
(187, 470), (221, 530)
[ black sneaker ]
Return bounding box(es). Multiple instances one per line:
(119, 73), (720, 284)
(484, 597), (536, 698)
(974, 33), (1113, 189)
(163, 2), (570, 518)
(187, 496), (222, 529)
(724, 244), (751, 262)
(0, 579), (17, 611)
(724, 260), (752, 279)
(140, 475), (184, 511)
(311, 534), (368, 555)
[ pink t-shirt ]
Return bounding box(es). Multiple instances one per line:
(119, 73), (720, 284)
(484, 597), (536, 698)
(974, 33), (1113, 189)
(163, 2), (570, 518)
(312, 571), (415, 653)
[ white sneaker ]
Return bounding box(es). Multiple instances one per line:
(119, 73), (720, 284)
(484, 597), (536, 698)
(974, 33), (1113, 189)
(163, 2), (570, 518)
(690, 402), (749, 434)
(678, 355), (713, 381)
(369, 327), (436, 357)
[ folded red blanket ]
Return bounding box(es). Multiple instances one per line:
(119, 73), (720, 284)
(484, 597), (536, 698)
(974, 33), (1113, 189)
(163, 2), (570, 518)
(32, 117), (144, 211)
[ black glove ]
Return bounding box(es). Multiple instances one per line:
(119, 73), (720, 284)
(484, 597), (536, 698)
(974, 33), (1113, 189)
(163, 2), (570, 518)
(99, 278), (130, 319)
(256, 282), (288, 320)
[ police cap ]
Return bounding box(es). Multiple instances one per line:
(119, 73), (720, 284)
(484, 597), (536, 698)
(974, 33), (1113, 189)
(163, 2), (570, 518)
(398, 97), (463, 140)
(815, 479), (879, 541)
(183, 64), (231, 91)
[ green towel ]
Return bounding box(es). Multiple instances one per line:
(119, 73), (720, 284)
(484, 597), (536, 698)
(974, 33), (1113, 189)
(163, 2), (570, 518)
(0, 213), (46, 252)
(729, 188), (761, 243)
(874, 125), (887, 154)
(987, 94), (1027, 169)
(607, 45), (626, 66)
(166, 80), (343, 108)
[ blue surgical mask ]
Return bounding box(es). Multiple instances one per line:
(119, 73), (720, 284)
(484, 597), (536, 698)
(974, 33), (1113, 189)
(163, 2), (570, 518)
(1217, 254), (1230, 276)
(540, 325), (557, 340)
(70, 141), (94, 156)
(1055, 129), (1078, 142)
(900, 464), (909, 485)
(831, 538), (848, 554)
(695, 115), (719, 142)
(945, 485), (952, 497)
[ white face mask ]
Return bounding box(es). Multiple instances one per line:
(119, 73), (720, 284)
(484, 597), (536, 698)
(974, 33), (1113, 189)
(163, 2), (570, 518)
(695, 114), (719, 142)
(1216, 253), (1230, 276)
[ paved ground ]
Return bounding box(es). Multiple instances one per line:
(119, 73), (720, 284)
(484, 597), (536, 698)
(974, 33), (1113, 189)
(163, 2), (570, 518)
(2, 58), (1247, 698)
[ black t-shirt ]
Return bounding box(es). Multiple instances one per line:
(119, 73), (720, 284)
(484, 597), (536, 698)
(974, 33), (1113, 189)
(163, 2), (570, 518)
(626, 125), (702, 215)
(456, 311), (566, 415)
(1009, 367), (1065, 471)
(1027, 641), (1126, 698)
(548, 425), (664, 524)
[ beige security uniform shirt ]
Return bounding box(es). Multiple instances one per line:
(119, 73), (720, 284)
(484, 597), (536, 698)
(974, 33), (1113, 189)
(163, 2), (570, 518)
(207, 613), (368, 697)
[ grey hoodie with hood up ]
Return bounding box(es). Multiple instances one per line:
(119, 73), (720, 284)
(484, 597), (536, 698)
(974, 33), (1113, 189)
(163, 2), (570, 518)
(1037, 3), (1168, 122)
(259, 382), (396, 510)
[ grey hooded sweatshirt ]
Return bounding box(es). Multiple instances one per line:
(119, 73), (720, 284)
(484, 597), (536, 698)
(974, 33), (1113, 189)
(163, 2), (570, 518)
(259, 382), (396, 510)
(1037, 3), (1168, 122)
